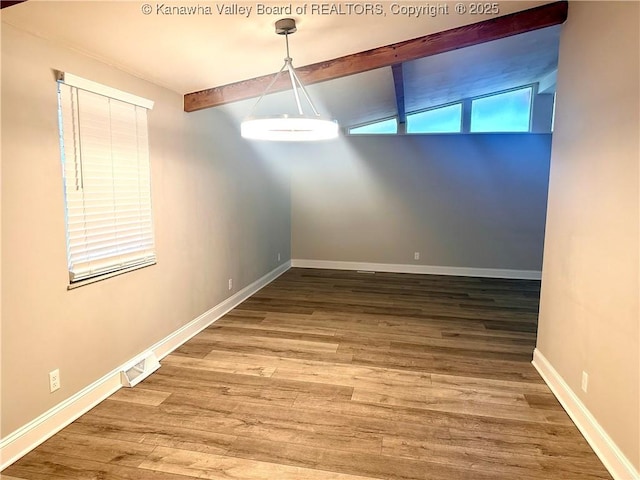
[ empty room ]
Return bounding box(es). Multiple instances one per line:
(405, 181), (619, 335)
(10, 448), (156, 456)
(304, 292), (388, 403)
(1, 1), (638, 479)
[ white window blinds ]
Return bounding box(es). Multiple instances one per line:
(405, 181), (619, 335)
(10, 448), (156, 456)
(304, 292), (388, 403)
(57, 75), (156, 283)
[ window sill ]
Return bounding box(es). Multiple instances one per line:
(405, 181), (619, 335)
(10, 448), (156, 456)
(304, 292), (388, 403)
(67, 261), (156, 290)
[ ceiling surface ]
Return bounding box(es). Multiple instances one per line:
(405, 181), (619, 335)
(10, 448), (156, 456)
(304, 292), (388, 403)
(1, 0), (561, 125)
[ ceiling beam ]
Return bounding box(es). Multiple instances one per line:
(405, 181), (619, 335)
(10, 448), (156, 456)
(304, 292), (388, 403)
(0, 1), (27, 8)
(184, 1), (568, 112)
(391, 64), (406, 126)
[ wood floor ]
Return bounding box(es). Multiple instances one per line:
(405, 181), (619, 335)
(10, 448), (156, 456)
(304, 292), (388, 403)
(4, 268), (612, 480)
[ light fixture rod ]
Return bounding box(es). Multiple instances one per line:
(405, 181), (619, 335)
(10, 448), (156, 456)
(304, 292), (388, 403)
(246, 61), (288, 116)
(286, 60), (304, 115)
(247, 25), (322, 118)
(284, 30), (292, 58)
(287, 66), (321, 116)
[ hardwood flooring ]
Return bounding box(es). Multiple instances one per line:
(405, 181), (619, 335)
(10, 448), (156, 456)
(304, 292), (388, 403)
(4, 268), (612, 479)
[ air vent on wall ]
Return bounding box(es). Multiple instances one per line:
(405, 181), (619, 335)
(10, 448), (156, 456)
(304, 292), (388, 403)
(120, 351), (160, 388)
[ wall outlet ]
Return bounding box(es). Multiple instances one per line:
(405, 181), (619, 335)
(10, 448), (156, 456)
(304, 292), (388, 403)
(228, 278), (233, 290)
(414, 252), (420, 260)
(581, 371), (588, 392)
(278, 253), (281, 262)
(49, 369), (60, 393)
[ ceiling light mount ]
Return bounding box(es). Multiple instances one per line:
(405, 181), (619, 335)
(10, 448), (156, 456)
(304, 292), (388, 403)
(275, 18), (296, 35)
(240, 18), (339, 142)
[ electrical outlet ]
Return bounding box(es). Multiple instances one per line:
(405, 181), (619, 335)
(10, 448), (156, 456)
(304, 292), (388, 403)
(581, 371), (588, 392)
(278, 253), (281, 262)
(414, 252), (420, 260)
(228, 278), (233, 290)
(49, 369), (60, 393)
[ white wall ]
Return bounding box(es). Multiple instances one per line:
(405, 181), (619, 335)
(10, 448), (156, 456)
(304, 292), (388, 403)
(0, 23), (290, 437)
(290, 133), (551, 273)
(537, 0), (639, 475)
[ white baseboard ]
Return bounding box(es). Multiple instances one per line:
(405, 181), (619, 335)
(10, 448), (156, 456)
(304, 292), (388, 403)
(150, 261), (290, 361)
(532, 349), (639, 480)
(291, 259), (542, 280)
(0, 371), (122, 472)
(0, 261), (291, 471)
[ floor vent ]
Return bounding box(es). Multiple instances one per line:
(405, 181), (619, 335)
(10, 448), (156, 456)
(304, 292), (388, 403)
(356, 270), (376, 274)
(120, 351), (160, 388)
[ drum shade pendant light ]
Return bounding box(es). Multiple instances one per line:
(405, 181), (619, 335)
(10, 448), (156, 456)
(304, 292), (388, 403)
(241, 18), (339, 141)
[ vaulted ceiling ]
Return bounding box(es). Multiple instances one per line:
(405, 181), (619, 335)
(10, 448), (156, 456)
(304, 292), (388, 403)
(1, 0), (564, 126)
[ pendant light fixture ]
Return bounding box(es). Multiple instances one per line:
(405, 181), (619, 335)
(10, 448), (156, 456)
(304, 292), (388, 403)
(240, 18), (339, 142)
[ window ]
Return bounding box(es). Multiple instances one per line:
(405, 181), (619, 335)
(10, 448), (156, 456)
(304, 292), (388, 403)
(349, 117), (397, 135)
(57, 73), (155, 284)
(470, 86), (533, 132)
(406, 103), (462, 133)
(345, 84), (543, 135)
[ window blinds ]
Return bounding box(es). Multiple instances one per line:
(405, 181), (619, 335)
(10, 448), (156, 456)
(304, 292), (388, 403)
(57, 77), (156, 283)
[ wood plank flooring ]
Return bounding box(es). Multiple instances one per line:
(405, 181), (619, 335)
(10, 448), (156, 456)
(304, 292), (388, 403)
(4, 268), (612, 480)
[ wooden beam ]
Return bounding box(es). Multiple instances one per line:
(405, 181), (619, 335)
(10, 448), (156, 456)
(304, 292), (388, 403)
(184, 1), (567, 112)
(0, 1), (27, 8)
(391, 64), (406, 126)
